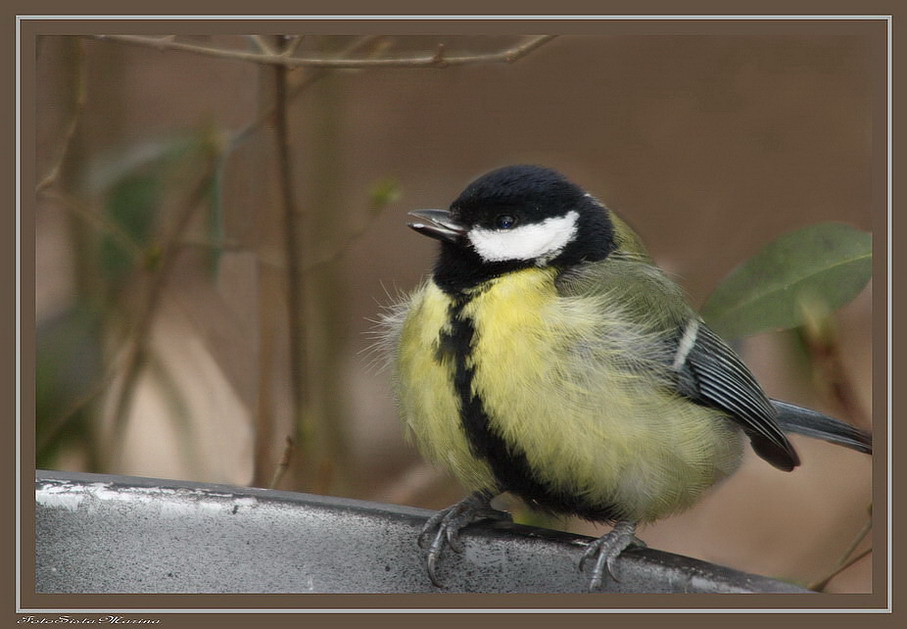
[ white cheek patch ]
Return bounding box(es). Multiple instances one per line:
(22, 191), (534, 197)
(467, 211), (579, 263)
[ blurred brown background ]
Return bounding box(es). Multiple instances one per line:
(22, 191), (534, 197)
(34, 26), (876, 593)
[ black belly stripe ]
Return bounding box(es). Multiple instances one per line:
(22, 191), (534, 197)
(437, 292), (622, 523)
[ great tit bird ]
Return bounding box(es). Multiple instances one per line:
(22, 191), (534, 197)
(385, 164), (872, 591)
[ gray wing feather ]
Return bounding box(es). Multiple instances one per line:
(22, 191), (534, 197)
(677, 323), (800, 471)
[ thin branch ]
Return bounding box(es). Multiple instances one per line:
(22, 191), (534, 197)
(37, 39), (87, 193)
(268, 436), (295, 489)
(229, 35), (389, 149)
(106, 162), (217, 449)
(37, 348), (126, 455)
(809, 547), (872, 592)
(272, 59), (310, 465)
(281, 35), (305, 57)
(40, 189), (146, 260)
(248, 34), (277, 55)
(249, 35), (394, 488)
(839, 515), (872, 567)
(36, 186), (213, 455)
(809, 515), (873, 591)
(175, 236), (245, 252)
(432, 42), (448, 67)
(302, 198), (388, 274)
(91, 34), (557, 69)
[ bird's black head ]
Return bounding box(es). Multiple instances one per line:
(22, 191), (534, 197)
(409, 165), (616, 294)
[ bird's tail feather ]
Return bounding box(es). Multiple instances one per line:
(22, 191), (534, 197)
(771, 399), (872, 454)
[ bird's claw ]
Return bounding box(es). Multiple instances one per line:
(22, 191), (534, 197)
(579, 520), (642, 592)
(422, 519), (465, 587)
(417, 491), (508, 588)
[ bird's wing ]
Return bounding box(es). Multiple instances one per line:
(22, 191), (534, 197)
(556, 258), (800, 472)
(672, 320), (800, 471)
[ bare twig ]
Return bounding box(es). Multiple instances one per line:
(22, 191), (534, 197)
(809, 547), (872, 592)
(228, 35), (389, 150)
(37, 348), (126, 455)
(37, 39), (87, 193)
(809, 514), (873, 591)
(36, 185), (206, 455)
(272, 59), (310, 470)
(432, 42), (448, 67)
(40, 189), (146, 259)
(91, 34), (557, 69)
(268, 436), (295, 489)
(252, 38), (391, 488)
(302, 197), (389, 274)
(175, 235), (245, 252)
(248, 34), (277, 56)
(106, 160), (218, 449)
(280, 35), (305, 57)
(247, 36), (381, 489)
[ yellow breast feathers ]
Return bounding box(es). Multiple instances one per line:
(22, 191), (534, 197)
(393, 267), (744, 522)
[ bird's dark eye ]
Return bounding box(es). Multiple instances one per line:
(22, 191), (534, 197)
(495, 214), (517, 230)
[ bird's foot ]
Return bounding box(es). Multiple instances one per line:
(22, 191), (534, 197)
(417, 490), (510, 588)
(579, 520), (644, 591)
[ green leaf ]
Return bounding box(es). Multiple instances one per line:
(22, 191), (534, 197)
(100, 171), (161, 284)
(94, 128), (223, 287)
(205, 153), (227, 278)
(701, 222), (872, 339)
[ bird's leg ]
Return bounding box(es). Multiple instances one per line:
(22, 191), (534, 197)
(579, 519), (645, 591)
(417, 490), (510, 588)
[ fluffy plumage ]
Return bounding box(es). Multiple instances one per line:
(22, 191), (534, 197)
(383, 164), (871, 590)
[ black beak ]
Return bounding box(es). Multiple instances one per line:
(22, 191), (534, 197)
(407, 209), (467, 243)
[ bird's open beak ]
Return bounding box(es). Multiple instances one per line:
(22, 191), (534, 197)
(407, 209), (467, 243)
